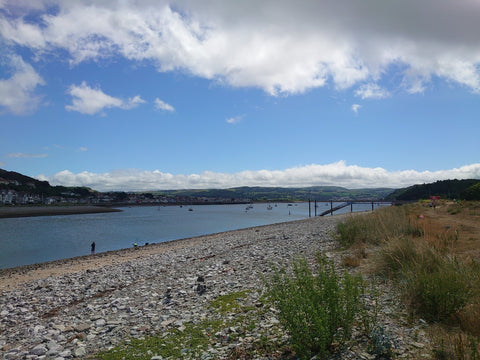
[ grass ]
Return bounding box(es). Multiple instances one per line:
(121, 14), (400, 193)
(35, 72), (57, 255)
(336, 205), (422, 248)
(336, 200), (480, 359)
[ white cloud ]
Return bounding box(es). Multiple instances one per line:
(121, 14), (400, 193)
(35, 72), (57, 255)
(39, 161), (480, 192)
(78, 147), (88, 152)
(154, 98), (175, 112)
(226, 115), (242, 124)
(0, 55), (44, 115)
(124, 95), (146, 110)
(355, 83), (390, 99)
(351, 104), (361, 114)
(65, 82), (144, 115)
(3, 1), (480, 96)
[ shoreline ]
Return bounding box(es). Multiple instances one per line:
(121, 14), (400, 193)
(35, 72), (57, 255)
(0, 213), (431, 359)
(0, 217), (328, 291)
(0, 205), (122, 218)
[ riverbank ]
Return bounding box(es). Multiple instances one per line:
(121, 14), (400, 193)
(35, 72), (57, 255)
(0, 205), (121, 218)
(0, 215), (431, 359)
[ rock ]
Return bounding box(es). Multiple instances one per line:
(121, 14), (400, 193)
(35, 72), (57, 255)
(30, 344), (47, 356)
(75, 323), (91, 332)
(196, 284), (207, 295)
(95, 318), (106, 327)
(74, 346), (87, 357)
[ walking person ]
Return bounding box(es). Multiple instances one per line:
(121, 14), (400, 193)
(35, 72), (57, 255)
(91, 241), (96, 254)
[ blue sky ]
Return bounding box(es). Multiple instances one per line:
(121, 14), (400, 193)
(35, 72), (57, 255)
(1, 0), (479, 191)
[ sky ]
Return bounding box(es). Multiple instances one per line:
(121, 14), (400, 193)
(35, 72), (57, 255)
(1, 0), (479, 192)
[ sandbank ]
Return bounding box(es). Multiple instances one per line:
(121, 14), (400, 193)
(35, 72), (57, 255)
(0, 205), (121, 219)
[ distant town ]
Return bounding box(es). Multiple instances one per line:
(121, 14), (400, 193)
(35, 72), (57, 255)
(0, 188), (251, 206)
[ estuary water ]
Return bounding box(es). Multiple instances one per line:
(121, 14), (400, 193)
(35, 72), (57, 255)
(0, 202), (384, 269)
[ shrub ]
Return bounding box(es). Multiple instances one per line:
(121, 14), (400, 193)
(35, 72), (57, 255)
(403, 256), (474, 322)
(267, 254), (363, 359)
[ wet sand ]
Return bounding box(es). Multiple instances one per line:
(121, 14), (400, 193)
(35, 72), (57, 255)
(0, 205), (121, 218)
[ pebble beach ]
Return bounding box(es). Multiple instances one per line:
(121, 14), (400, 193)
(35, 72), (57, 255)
(0, 215), (432, 359)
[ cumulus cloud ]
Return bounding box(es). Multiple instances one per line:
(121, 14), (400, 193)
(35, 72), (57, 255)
(2, 1), (480, 96)
(38, 161), (480, 192)
(0, 55), (44, 115)
(154, 98), (175, 112)
(65, 82), (144, 115)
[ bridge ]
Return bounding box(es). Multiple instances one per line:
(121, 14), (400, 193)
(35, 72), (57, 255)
(308, 200), (392, 217)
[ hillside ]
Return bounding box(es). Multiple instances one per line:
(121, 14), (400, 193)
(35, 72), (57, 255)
(154, 186), (395, 202)
(0, 169), (94, 198)
(386, 179), (480, 201)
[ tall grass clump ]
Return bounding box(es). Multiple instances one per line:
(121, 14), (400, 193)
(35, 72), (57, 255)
(376, 237), (440, 278)
(336, 206), (422, 248)
(403, 256), (475, 322)
(267, 254), (363, 359)
(377, 235), (479, 323)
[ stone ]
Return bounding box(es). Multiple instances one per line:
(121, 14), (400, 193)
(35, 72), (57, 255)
(30, 344), (47, 356)
(95, 318), (106, 327)
(196, 284), (207, 295)
(74, 346), (87, 357)
(75, 323), (91, 332)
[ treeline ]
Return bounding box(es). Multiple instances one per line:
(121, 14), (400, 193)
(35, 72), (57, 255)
(386, 179), (480, 201)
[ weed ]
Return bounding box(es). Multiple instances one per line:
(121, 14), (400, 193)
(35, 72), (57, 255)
(368, 325), (394, 359)
(209, 290), (250, 314)
(95, 290), (274, 360)
(267, 254), (363, 359)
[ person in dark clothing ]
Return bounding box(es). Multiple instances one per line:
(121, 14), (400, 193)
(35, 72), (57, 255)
(91, 241), (96, 254)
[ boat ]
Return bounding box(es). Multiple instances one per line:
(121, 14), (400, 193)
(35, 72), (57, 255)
(188, 207), (193, 211)
(267, 205), (273, 210)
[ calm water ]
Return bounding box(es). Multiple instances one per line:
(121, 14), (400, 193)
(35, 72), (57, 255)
(0, 202), (385, 269)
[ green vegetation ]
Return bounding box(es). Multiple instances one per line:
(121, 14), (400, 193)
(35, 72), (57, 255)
(336, 205), (421, 248)
(155, 185), (394, 202)
(336, 203), (480, 359)
(461, 182), (480, 200)
(94, 290), (288, 360)
(267, 254), (364, 359)
(0, 168), (95, 199)
(95, 322), (210, 359)
(386, 179), (480, 201)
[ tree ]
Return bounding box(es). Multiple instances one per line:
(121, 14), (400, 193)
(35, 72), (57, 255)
(460, 183), (480, 200)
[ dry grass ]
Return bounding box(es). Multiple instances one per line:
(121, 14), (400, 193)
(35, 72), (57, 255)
(336, 200), (480, 359)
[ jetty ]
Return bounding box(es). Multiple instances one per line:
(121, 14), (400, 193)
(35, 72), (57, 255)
(308, 200), (392, 217)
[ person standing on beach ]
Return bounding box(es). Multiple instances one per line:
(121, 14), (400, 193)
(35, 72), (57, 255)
(91, 241), (96, 254)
